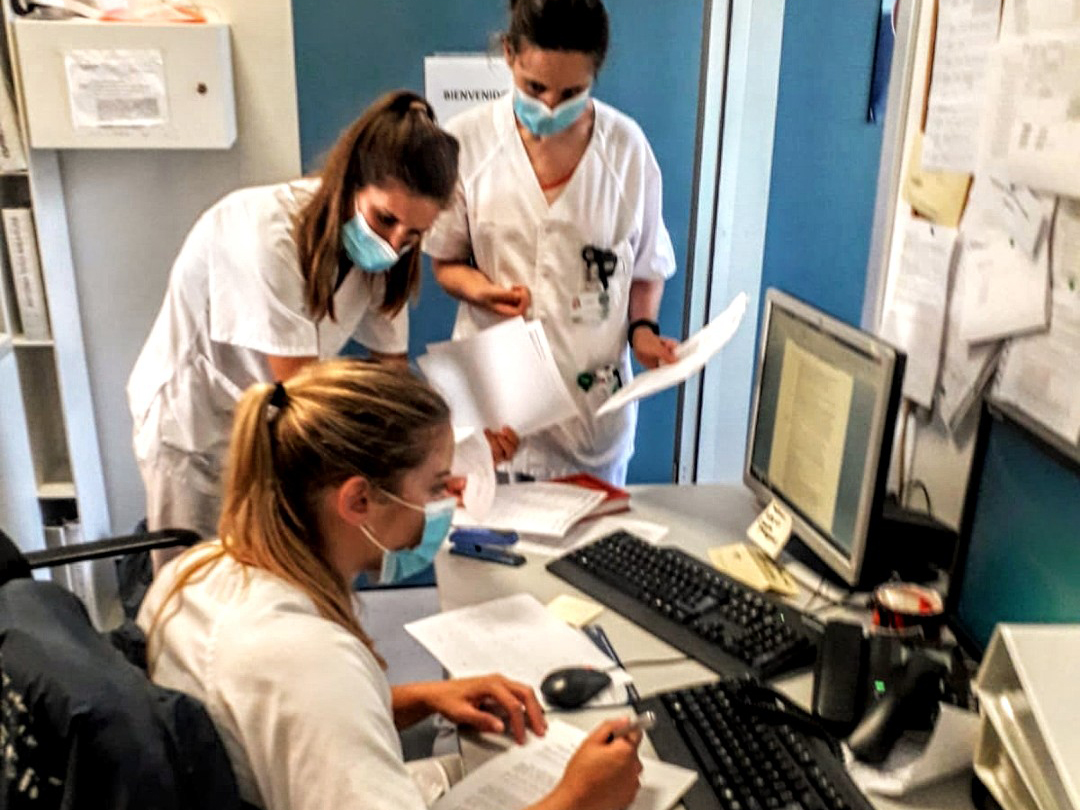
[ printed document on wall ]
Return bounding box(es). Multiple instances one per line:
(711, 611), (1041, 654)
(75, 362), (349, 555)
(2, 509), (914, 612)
(993, 292), (1080, 443)
(1005, 33), (1080, 197)
(65, 49), (168, 129)
(1051, 198), (1080, 300)
(938, 254), (1001, 435)
(880, 219), (956, 409)
(958, 232), (1050, 343)
(1001, 0), (1080, 37)
(962, 173), (1055, 257)
(922, 0), (1003, 173)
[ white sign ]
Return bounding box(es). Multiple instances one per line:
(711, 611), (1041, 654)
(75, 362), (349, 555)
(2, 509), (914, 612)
(424, 53), (511, 125)
(65, 49), (168, 129)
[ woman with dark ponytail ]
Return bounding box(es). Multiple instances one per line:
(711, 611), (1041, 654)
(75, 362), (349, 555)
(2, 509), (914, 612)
(128, 91), (460, 562)
(425, 0), (679, 486)
(139, 360), (644, 810)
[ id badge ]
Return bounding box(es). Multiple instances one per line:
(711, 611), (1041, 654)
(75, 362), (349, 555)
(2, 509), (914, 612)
(577, 363), (623, 412)
(570, 289), (610, 324)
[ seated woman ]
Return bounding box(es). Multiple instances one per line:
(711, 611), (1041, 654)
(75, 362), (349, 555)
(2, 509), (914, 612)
(137, 360), (642, 810)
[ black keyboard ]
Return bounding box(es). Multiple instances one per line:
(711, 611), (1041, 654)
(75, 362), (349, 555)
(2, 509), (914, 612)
(641, 679), (873, 810)
(546, 531), (821, 679)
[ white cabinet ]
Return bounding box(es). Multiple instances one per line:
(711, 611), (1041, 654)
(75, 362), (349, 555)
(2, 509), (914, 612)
(0, 11), (110, 564)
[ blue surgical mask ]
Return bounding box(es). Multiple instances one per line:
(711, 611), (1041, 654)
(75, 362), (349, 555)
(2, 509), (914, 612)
(341, 206), (403, 273)
(512, 86), (591, 138)
(360, 491), (457, 585)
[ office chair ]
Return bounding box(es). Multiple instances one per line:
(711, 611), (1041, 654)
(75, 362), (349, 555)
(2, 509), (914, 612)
(0, 526), (251, 810)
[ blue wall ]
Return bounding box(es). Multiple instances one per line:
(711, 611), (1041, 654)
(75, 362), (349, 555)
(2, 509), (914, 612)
(291, 0), (703, 483)
(761, 1), (885, 327)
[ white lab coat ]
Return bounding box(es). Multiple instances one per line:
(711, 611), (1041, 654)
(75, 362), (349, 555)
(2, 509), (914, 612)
(424, 97), (675, 484)
(128, 180), (408, 538)
(138, 545), (429, 810)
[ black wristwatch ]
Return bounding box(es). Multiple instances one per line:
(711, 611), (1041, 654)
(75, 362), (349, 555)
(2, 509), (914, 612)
(627, 319), (660, 346)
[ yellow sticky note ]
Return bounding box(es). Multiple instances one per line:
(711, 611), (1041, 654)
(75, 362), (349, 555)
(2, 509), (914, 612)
(708, 544), (770, 592)
(546, 594), (604, 628)
(903, 131), (972, 228)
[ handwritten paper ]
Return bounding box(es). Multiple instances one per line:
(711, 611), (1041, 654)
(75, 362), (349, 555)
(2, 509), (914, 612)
(880, 219), (957, 409)
(432, 720), (698, 810)
(922, 0), (1003, 174)
(514, 515), (670, 558)
(452, 482), (604, 537)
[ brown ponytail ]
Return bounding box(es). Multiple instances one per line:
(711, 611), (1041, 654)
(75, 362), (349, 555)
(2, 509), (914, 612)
(292, 90), (460, 323)
(147, 360), (451, 667)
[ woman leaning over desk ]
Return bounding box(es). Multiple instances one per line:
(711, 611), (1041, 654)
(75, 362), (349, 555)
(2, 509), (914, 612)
(128, 90), (516, 565)
(137, 360), (643, 810)
(425, 0), (680, 486)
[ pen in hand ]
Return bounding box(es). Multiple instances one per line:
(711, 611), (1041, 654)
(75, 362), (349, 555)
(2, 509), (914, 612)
(605, 710), (657, 743)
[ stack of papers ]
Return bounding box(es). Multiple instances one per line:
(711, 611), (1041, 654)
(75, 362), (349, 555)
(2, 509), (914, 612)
(417, 318), (578, 437)
(432, 719), (698, 810)
(453, 482), (605, 537)
(404, 593), (633, 709)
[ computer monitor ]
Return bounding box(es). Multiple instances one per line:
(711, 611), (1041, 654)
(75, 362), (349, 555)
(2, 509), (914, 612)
(743, 289), (905, 587)
(948, 405), (1080, 657)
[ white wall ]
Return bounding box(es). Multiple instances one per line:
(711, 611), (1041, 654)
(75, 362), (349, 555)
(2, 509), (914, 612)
(59, 0), (301, 533)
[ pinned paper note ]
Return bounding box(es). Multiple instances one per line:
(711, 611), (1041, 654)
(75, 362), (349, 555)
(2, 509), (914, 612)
(747, 499), (793, 560)
(547, 594), (604, 628)
(709, 542), (799, 597)
(903, 132), (972, 228)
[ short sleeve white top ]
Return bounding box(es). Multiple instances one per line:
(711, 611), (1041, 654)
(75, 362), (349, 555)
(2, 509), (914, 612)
(127, 180), (408, 466)
(137, 545), (428, 810)
(423, 97), (675, 479)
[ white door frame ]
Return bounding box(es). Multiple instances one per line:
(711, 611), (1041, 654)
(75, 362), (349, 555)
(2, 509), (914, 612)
(676, 0), (787, 483)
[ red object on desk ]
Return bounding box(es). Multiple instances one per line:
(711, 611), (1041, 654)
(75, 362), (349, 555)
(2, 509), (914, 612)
(551, 473), (631, 518)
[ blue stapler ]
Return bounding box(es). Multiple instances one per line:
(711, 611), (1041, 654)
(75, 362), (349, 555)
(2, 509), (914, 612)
(449, 528), (525, 566)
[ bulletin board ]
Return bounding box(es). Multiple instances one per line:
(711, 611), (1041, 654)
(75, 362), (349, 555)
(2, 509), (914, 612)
(866, 0), (1080, 466)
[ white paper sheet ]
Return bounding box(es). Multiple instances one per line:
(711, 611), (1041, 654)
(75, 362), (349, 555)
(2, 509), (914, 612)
(65, 49), (168, 129)
(452, 427), (496, 520)
(993, 290), (1080, 443)
(880, 219), (957, 409)
(958, 231), (1050, 343)
(962, 173), (1056, 256)
(1004, 33), (1080, 197)
(452, 482), (605, 537)
(938, 253), (1002, 434)
(405, 594), (632, 709)
(596, 292), (748, 417)
(845, 705), (981, 797)
(1002, 0), (1080, 37)
(922, 0), (1003, 173)
(418, 318), (579, 436)
(1052, 197), (1080, 300)
(514, 515), (670, 557)
(432, 720), (698, 810)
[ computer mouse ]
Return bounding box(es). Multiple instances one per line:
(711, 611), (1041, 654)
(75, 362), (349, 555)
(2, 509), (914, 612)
(540, 667), (612, 709)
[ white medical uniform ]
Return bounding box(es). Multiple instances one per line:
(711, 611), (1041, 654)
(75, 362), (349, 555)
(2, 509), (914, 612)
(137, 545), (429, 810)
(424, 96), (675, 485)
(127, 181), (408, 539)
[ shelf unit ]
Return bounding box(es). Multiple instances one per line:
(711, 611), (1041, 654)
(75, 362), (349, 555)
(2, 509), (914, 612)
(0, 8), (109, 560)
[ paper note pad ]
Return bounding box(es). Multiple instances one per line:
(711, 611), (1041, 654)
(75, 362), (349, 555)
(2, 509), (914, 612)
(433, 720), (697, 810)
(547, 594), (604, 628)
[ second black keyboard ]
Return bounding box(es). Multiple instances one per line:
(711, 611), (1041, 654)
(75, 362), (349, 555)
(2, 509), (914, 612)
(546, 530), (822, 679)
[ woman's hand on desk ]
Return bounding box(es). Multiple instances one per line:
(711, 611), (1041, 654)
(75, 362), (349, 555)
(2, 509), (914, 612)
(394, 675), (546, 743)
(538, 719), (644, 810)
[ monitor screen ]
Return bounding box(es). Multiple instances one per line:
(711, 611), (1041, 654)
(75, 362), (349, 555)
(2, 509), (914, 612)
(744, 289), (904, 586)
(951, 410), (1080, 656)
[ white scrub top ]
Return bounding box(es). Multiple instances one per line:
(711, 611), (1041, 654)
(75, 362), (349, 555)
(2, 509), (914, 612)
(138, 545), (428, 810)
(424, 96), (675, 482)
(128, 180), (408, 473)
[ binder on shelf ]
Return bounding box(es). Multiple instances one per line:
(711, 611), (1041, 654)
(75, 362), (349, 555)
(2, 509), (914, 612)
(2, 207), (50, 340)
(0, 75), (26, 173)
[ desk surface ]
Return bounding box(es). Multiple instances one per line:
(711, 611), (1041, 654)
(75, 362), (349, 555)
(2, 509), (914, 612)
(434, 483), (975, 810)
